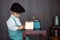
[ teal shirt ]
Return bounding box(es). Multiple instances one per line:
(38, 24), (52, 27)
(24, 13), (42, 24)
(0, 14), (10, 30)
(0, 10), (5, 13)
(6, 15), (23, 40)
(9, 17), (23, 40)
(7, 15), (29, 40)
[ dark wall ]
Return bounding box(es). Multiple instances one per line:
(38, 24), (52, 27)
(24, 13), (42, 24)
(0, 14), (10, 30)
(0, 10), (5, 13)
(56, 0), (60, 17)
(0, 0), (60, 40)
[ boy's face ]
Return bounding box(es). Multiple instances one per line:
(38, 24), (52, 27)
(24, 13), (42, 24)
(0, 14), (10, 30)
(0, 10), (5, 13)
(14, 13), (20, 18)
(11, 11), (21, 18)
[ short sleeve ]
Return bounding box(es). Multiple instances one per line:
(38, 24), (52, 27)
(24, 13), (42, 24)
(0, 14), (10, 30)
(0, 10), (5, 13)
(6, 18), (18, 31)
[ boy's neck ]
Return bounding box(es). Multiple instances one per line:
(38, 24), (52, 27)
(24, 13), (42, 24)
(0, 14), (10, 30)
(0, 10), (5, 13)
(11, 14), (18, 18)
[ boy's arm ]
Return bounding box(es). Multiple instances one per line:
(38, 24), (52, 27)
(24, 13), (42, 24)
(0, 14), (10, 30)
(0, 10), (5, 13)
(6, 18), (21, 31)
(18, 25), (24, 30)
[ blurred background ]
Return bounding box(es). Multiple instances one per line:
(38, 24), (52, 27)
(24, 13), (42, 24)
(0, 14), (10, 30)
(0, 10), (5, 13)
(0, 0), (60, 40)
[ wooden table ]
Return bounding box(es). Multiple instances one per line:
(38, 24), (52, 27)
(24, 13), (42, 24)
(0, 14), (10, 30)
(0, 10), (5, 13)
(23, 30), (46, 40)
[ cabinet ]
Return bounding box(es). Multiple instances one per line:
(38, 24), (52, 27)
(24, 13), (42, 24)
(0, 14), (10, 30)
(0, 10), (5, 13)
(49, 26), (60, 40)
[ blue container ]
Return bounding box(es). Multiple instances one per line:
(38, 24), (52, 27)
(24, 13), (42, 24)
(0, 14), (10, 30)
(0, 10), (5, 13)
(34, 21), (41, 30)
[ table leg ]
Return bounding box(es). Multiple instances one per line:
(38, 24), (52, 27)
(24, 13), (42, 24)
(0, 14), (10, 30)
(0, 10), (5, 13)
(23, 31), (26, 40)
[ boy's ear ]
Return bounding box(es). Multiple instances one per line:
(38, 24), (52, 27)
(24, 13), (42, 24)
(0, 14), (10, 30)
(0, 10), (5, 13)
(11, 11), (15, 15)
(11, 11), (13, 14)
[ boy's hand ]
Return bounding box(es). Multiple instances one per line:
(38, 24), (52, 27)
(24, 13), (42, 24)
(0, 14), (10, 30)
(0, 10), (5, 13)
(18, 25), (24, 30)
